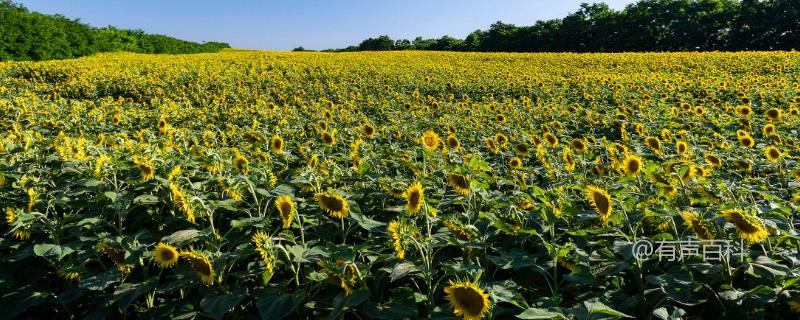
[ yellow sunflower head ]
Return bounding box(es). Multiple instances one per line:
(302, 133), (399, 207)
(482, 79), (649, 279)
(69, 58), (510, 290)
(444, 280), (491, 320)
(494, 133), (508, 146)
(422, 130), (441, 150)
(622, 154), (643, 176)
(764, 146), (781, 163)
(447, 173), (471, 196)
(315, 192), (349, 218)
(153, 242), (179, 269)
(321, 130), (336, 145)
(571, 139), (586, 153)
(738, 135), (755, 148)
(508, 157), (523, 169)
(722, 209), (768, 243)
(363, 124), (376, 138)
(675, 140), (688, 156)
(139, 162), (155, 181)
(762, 123), (775, 136)
(180, 249), (215, 285)
(403, 182), (425, 215)
(586, 185), (613, 225)
(735, 105), (752, 117)
(270, 135), (284, 154)
(447, 134), (461, 149)
(275, 194), (296, 229)
(233, 152), (249, 173)
(681, 211), (714, 240)
(544, 133), (558, 147)
(644, 136), (661, 153)
(765, 108), (782, 121)
(703, 153), (722, 168)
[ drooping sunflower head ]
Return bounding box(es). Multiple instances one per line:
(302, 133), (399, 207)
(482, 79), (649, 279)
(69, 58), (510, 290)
(444, 280), (491, 320)
(764, 146), (781, 163)
(585, 185), (613, 225)
(180, 249), (215, 285)
(96, 243), (132, 273)
(723, 209), (768, 243)
(421, 130), (441, 150)
(321, 130), (336, 145)
(447, 134), (461, 149)
(681, 211), (714, 240)
(387, 220), (406, 259)
(315, 192), (349, 218)
(270, 135), (284, 154)
(514, 144), (530, 156)
(447, 173), (470, 196)
(233, 152), (249, 173)
(139, 162), (155, 181)
(403, 182), (425, 215)
(275, 194), (296, 229)
(644, 136), (661, 153)
(153, 242), (179, 269)
(733, 160), (752, 172)
(544, 133), (558, 147)
(703, 153), (722, 168)
(622, 154), (643, 176)
(508, 157), (522, 169)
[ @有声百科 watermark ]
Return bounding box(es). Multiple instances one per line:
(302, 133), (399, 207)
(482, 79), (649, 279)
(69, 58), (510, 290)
(631, 239), (745, 263)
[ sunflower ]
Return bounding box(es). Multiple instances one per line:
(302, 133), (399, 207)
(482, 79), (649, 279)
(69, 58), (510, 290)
(494, 133), (508, 146)
(722, 209), (768, 243)
(764, 146), (781, 162)
(153, 242), (179, 268)
(544, 132), (558, 147)
(26, 187), (37, 212)
(571, 139), (587, 153)
(387, 220), (405, 259)
(447, 134), (461, 149)
(363, 124), (376, 138)
(733, 160), (752, 172)
(681, 211), (714, 240)
(444, 280), (491, 320)
(157, 118), (168, 134)
(170, 184), (195, 223)
(508, 157), (522, 169)
(321, 130), (336, 145)
(622, 154), (643, 176)
(421, 130), (440, 150)
(5, 207), (31, 240)
(660, 128), (672, 142)
(675, 140), (688, 156)
(738, 135), (755, 148)
(251, 231), (276, 281)
(233, 151), (249, 173)
(270, 135), (284, 154)
(275, 194), (296, 229)
(139, 162), (155, 181)
(735, 105), (752, 117)
(585, 185), (612, 225)
(484, 138), (498, 154)
(443, 220), (471, 241)
(96, 243), (132, 273)
(765, 108), (782, 121)
(180, 250), (215, 285)
(94, 154), (111, 178)
(403, 182), (425, 215)
(315, 192), (349, 218)
(563, 148), (575, 172)
(514, 144), (530, 156)
(703, 153), (722, 168)
(447, 173), (470, 196)
(644, 136), (661, 154)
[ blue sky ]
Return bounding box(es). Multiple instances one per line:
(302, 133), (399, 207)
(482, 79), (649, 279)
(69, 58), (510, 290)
(19, 0), (638, 51)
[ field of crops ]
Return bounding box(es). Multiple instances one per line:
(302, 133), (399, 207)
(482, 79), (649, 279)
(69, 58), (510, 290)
(1, 50), (799, 319)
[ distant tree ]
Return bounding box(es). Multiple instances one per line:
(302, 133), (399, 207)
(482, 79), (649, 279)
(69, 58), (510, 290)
(358, 35), (394, 51)
(292, 46), (306, 51)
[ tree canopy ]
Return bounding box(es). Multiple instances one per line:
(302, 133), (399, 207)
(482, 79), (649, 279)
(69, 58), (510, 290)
(324, 0), (799, 52)
(0, 1), (230, 61)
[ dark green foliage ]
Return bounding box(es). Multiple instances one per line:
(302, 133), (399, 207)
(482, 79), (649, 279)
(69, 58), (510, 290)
(326, 0), (800, 52)
(0, 1), (230, 61)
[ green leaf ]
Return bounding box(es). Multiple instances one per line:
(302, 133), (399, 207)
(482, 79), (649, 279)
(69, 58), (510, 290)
(80, 271), (119, 291)
(33, 244), (62, 258)
(133, 194), (159, 205)
(200, 288), (247, 320)
(104, 191), (118, 203)
(390, 262), (419, 282)
(583, 300), (632, 318)
(516, 308), (565, 319)
(113, 278), (158, 310)
(256, 291), (305, 320)
(363, 288), (418, 319)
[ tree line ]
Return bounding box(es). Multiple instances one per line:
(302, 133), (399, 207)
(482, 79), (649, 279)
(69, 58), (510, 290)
(323, 0), (799, 52)
(0, 1), (230, 61)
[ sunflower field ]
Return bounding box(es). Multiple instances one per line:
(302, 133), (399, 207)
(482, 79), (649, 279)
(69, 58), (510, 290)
(1, 50), (800, 319)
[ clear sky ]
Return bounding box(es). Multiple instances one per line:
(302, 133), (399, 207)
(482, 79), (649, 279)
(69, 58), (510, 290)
(18, 0), (638, 51)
